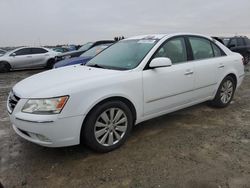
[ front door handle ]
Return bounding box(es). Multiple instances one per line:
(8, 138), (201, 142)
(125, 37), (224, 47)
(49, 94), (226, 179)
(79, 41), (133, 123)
(184, 70), (194, 75)
(26, 56), (32, 58)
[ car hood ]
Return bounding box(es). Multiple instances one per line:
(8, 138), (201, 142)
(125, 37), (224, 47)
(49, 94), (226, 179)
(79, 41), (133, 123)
(54, 56), (92, 68)
(13, 65), (124, 98)
(57, 49), (85, 57)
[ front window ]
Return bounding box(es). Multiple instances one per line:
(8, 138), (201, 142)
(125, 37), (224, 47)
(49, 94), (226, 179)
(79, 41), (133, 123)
(12, 48), (32, 56)
(86, 39), (158, 70)
(78, 42), (93, 51)
(153, 37), (187, 64)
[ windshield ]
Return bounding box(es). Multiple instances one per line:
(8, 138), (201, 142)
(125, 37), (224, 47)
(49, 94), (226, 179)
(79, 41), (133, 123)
(78, 42), (93, 51)
(86, 39), (158, 70)
(80, 45), (110, 57)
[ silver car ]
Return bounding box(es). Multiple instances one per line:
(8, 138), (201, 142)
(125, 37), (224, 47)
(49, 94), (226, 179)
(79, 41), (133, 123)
(0, 47), (58, 72)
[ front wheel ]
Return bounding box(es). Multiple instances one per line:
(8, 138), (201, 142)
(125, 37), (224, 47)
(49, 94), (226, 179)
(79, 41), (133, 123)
(0, 62), (11, 73)
(81, 101), (133, 152)
(210, 76), (236, 108)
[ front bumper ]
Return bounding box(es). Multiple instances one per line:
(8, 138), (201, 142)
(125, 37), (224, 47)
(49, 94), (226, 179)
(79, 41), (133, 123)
(9, 98), (85, 147)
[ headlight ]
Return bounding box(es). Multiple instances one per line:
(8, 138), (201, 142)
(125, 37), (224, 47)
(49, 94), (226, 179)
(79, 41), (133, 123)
(22, 96), (69, 114)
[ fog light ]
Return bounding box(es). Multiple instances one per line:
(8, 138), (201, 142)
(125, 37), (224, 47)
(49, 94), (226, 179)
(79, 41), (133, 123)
(28, 132), (51, 142)
(36, 134), (51, 142)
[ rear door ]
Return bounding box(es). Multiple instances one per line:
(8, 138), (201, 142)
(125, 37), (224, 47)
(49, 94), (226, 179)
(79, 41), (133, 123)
(9, 48), (32, 69)
(187, 36), (225, 99)
(30, 48), (49, 67)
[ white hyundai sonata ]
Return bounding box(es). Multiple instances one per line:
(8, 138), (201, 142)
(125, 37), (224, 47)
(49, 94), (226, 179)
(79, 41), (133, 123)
(7, 33), (244, 152)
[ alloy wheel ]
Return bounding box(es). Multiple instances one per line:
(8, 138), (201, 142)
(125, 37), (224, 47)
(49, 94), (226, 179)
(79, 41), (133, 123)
(220, 80), (233, 104)
(94, 108), (128, 146)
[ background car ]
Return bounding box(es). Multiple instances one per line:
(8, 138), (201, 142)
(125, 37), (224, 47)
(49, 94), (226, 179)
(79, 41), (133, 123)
(52, 47), (70, 53)
(226, 36), (250, 65)
(0, 49), (6, 56)
(0, 47), (59, 72)
(55, 40), (114, 61)
(54, 43), (113, 68)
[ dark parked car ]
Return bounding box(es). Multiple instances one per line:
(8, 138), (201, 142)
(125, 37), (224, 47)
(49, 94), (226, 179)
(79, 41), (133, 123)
(56, 40), (114, 61)
(226, 36), (250, 65)
(54, 44), (112, 68)
(52, 47), (70, 53)
(0, 49), (6, 56)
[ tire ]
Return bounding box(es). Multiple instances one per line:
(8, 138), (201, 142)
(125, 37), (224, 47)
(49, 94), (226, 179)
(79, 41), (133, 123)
(46, 59), (55, 69)
(81, 100), (133, 152)
(210, 76), (236, 108)
(243, 53), (250, 65)
(0, 62), (11, 73)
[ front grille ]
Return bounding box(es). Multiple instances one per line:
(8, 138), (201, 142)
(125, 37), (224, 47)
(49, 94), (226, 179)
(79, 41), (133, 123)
(7, 91), (20, 113)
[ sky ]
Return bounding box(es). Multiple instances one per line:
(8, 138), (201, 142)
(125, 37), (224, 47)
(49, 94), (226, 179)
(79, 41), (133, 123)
(0, 0), (250, 47)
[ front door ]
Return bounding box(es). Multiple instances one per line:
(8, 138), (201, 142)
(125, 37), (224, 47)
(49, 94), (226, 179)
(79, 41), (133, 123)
(10, 48), (32, 69)
(143, 37), (195, 116)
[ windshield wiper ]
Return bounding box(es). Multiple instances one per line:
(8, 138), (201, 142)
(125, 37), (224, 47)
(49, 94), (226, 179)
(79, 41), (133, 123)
(86, 64), (106, 69)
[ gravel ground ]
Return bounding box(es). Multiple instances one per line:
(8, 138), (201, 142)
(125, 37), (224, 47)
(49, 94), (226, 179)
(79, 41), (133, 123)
(0, 67), (250, 188)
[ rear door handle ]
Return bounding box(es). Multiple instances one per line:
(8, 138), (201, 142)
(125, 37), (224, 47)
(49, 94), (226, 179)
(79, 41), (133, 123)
(26, 56), (32, 58)
(218, 64), (225, 68)
(184, 70), (194, 75)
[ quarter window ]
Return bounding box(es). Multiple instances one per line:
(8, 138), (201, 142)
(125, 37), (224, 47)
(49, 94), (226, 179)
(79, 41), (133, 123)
(212, 43), (223, 57)
(154, 37), (187, 64)
(189, 37), (213, 60)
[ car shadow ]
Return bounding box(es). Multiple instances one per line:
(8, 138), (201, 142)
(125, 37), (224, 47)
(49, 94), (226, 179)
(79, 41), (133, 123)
(17, 102), (209, 160)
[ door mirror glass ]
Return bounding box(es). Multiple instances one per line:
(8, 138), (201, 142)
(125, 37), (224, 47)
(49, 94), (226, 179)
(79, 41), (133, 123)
(149, 57), (172, 68)
(10, 52), (16, 57)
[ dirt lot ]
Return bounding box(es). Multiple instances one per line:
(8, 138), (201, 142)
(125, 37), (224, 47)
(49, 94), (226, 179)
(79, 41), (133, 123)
(0, 67), (250, 188)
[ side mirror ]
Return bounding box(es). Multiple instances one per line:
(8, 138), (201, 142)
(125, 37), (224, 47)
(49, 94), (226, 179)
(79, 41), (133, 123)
(149, 57), (172, 68)
(10, 53), (16, 57)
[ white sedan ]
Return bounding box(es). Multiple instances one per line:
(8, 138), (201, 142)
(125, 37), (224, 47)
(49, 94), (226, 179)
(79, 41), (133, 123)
(7, 33), (245, 152)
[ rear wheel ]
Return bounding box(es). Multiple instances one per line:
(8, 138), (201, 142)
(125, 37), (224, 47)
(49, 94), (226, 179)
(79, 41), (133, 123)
(0, 62), (11, 73)
(81, 100), (133, 152)
(210, 76), (236, 108)
(46, 59), (55, 69)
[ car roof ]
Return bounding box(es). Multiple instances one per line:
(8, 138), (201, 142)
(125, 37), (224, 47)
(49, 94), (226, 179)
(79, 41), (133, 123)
(5, 46), (50, 55)
(125, 33), (213, 41)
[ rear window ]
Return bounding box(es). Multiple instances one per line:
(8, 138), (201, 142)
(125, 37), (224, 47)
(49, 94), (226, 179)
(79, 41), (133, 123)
(32, 48), (48, 54)
(212, 43), (224, 57)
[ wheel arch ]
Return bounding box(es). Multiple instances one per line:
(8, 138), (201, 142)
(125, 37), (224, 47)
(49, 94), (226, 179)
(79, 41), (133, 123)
(46, 58), (56, 68)
(226, 73), (237, 86)
(213, 71), (238, 99)
(0, 61), (11, 68)
(79, 95), (137, 144)
(83, 96), (137, 125)
(0, 61), (11, 72)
